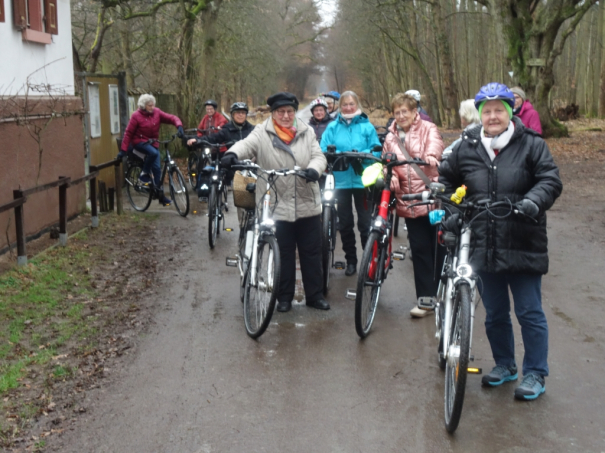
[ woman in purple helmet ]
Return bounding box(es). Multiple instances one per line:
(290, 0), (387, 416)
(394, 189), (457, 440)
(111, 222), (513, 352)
(439, 82), (562, 401)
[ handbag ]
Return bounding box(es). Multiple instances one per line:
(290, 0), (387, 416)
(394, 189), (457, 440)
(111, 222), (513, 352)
(394, 135), (432, 186)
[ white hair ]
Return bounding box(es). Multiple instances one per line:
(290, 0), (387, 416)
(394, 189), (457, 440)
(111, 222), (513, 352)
(459, 99), (480, 125)
(340, 90), (361, 111)
(138, 94), (156, 109)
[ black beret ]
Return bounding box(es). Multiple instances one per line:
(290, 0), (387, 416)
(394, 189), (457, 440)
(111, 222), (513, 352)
(267, 92), (299, 111)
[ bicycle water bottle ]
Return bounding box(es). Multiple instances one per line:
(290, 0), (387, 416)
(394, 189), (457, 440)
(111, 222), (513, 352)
(450, 185), (467, 204)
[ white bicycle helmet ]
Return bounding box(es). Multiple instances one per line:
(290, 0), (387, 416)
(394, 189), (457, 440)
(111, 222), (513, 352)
(405, 90), (421, 102)
(310, 97), (329, 112)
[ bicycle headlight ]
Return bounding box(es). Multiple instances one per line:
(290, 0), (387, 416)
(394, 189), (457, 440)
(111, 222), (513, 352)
(170, 160), (175, 165)
(212, 175), (218, 180)
(374, 219), (382, 228)
(261, 219), (275, 227)
(324, 190), (333, 201)
(204, 147), (211, 155)
(456, 264), (473, 278)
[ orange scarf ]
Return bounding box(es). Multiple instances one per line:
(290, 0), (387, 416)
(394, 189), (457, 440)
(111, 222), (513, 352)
(273, 120), (296, 144)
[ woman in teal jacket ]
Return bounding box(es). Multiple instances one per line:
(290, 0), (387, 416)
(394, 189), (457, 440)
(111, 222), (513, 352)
(320, 91), (381, 276)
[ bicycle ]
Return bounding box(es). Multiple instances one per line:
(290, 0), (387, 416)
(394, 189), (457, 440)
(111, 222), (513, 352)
(193, 139), (235, 249)
(183, 127), (222, 188)
(402, 186), (524, 433)
(352, 151), (428, 339)
(124, 135), (190, 217)
(226, 161), (310, 339)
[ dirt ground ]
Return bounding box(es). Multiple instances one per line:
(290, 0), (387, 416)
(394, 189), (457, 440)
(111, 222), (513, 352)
(1, 119), (604, 451)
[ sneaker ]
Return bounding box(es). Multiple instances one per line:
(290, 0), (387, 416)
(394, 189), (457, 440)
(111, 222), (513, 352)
(345, 262), (357, 276)
(139, 173), (152, 185)
(482, 364), (518, 387)
(410, 297), (436, 318)
(159, 195), (173, 206)
(514, 372), (545, 400)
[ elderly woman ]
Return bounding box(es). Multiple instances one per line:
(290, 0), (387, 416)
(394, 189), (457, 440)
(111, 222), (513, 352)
(382, 93), (444, 318)
(221, 92), (328, 313)
(308, 97), (333, 142)
(442, 99), (481, 159)
(510, 87), (542, 135)
(320, 91), (381, 276)
(120, 94), (184, 206)
(439, 82), (562, 400)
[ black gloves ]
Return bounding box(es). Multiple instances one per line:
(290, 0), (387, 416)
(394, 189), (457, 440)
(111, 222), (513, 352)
(116, 150), (127, 160)
(516, 199), (539, 219)
(177, 126), (185, 138)
(303, 168), (320, 182)
(351, 160), (364, 176)
(220, 152), (239, 168)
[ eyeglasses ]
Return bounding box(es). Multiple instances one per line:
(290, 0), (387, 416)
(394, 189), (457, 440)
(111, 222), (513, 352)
(275, 109), (296, 117)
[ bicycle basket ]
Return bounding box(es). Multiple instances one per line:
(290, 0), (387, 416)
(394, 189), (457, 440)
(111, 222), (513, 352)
(233, 171), (256, 209)
(196, 166), (214, 198)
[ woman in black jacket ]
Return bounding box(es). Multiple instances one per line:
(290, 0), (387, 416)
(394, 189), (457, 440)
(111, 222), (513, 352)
(439, 83), (562, 401)
(188, 102), (255, 149)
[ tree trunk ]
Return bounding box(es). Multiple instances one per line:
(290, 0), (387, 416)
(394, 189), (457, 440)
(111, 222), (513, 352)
(599, 0), (605, 117)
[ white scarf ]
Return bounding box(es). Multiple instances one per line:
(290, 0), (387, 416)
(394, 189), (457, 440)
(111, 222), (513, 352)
(341, 109), (362, 120)
(480, 121), (514, 161)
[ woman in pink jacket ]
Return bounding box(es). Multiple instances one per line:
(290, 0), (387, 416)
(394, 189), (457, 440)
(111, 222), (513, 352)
(383, 93), (445, 318)
(121, 94), (184, 206)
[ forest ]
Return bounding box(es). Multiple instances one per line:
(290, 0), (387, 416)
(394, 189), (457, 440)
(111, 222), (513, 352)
(71, 0), (605, 137)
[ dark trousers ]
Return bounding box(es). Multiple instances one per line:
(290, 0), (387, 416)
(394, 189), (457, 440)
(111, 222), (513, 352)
(134, 143), (162, 188)
(274, 215), (323, 303)
(477, 272), (548, 377)
(336, 188), (371, 265)
(405, 216), (445, 299)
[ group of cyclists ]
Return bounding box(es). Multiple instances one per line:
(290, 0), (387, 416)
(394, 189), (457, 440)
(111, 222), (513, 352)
(119, 82), (562, 403)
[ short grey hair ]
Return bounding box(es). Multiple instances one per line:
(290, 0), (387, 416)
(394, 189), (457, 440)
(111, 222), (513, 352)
(459, 99), (480, 125)
(340, 91), (361, 111)
(138, 94), (156, 109)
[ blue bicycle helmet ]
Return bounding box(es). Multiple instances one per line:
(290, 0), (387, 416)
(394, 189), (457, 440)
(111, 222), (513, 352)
(323, 91), (341, 100)
(474, 83), (515, 109)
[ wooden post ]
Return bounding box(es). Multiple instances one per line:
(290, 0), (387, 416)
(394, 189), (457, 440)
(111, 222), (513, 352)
(108, 187), (115, 211)
(99, 181), (107, 212)
(90, 166), (99, 227)
(114, 160), (124, 215)
(13, 190), (27, 266)
(58, 177), (68, 246)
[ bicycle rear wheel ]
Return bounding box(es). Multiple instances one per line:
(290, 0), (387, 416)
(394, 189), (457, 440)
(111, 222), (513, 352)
(187, 152), (199, 188)
(169, 168), (190, 217)
(208, 185), (219, 249)
(355, 231), (384, 338)
(321, 206), (334, 295)
(125, 164), (152, 211)
(444, 282), (471, 433)
(243, 234), (280, 339)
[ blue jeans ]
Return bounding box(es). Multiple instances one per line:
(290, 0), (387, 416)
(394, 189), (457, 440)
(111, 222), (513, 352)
(134, 143), (162, 188)
(477, 272), (549, 377)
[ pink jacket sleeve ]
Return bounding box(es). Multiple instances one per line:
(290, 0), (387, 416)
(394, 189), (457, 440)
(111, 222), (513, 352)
(121, 114), (139, 151)
(158, 109), (183, 128)
(525, 110), (542, 135)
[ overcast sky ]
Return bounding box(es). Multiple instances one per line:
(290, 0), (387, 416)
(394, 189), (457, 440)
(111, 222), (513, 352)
(316, 0), (337, 27)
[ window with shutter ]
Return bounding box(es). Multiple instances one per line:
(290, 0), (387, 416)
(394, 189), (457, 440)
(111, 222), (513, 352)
(1, 0), (6, 23)
(28, 0), (43, 31)
(13, 0), (57, 43)
(12, 0), (27, 29)
(43, 0), (57, 34)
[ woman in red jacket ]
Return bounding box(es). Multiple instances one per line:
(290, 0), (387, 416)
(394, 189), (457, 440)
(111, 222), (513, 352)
(383, 93), (445, 318)
(121, 94), (184, 206)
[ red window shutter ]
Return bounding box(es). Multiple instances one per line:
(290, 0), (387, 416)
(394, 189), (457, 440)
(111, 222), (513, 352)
(44, 0), (57, 34)
(12, 0), (26, 28)
(1, 0), (6, 23)
(27, 0), (43, 31)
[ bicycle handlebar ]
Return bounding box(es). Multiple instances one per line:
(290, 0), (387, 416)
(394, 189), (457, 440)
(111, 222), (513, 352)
(148, 135), (177, 146)
(232, 161), (311, 180)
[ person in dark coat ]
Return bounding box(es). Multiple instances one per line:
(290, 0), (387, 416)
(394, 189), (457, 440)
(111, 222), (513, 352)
(308, 97), (333, 142)
(188, 102), (255, 150)
(439, 82), (562, 401)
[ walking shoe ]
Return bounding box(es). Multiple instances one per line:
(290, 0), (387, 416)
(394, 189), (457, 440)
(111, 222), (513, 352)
(159, 195), (173, 206)
(410, 297), (436, 318)
(345, 263), (357, 276)
(514, 372), (545, 400)
(276, 300), (292, 312)
(482, 364), (518, 386)
(139, 173), (152, 185)
(306, 298), (330, 310)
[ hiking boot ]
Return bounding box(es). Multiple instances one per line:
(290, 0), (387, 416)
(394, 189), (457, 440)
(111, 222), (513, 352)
(345, 262), (357, 276)
(410, 297), (436, 318)
(306, 298), (330, 310)
(159, 195), (173, 206)
(482, 364), (518, 387)
(139, 173), (152, 185)
(514, 372), (545, 400)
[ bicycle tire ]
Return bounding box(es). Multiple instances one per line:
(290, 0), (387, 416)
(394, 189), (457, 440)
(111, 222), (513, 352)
(187, 152), (199, 188)
(394, 215), (400, 237)
(169, 168), (190, 217)
(239, 210), (254, 303)
(436, 272), (448, 370)
(243, 234), (280, 338)
(208, 185), (219, 249)
(355, 231), (384, 338)
(444, 282), (471, 433)
(125, 163), (152, 212)
(321, 207), (333, 295)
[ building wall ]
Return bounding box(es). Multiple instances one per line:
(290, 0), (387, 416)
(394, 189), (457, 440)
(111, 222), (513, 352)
(0, 0), (75, 95)
(0, 96), (86, 254)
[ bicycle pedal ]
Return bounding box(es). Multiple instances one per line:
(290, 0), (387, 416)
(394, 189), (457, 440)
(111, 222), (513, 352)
(392, 251), (405, 261)
(225, 257), (238, 267)
(224, 228), (233, 232)
(345, 288), (356, 300)
(467, 367), (482, 374)
(334, 261), (346, 270)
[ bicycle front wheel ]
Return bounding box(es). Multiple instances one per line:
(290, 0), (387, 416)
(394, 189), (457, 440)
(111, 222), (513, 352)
(444, 282), (472, 433)
(208, 185), (219, 248)
(355, 231), (384, 338)
(125, 164), (152, 212)
(169, 168), (190, 217)
(321, 206), (334, 295)
(243, 234), (280, 339)
(187, 152), (199, 188)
